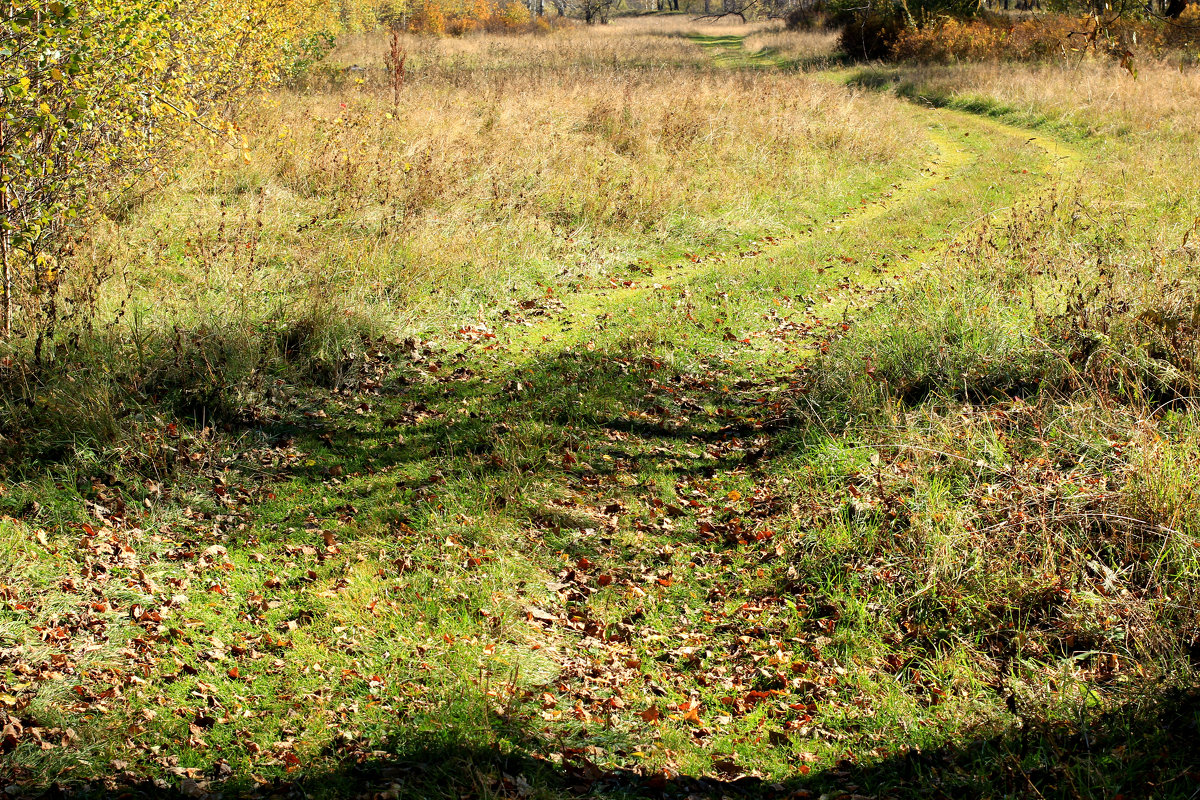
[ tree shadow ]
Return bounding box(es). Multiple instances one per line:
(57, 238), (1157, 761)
(14, 684), (1200, 798)
(216, 341), (817, 537)
(6, 337), (1199, 800)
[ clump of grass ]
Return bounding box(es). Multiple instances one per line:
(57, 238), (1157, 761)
(813, 277), (1058, 408)
(1124, 410), (1200, 538)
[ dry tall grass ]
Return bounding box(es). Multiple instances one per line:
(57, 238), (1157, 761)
(887, 58), (1200, 134)
(874, 58), (1200, 289)
(326, 15), (778, 72)
(743, 21), (841, 62)
(87, 18), (918, 337)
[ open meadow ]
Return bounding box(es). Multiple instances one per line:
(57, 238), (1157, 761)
(2, 10), (1200, 799)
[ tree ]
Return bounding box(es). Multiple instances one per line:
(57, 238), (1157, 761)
(695, 0), (762, 22)
(0, 0), (328, 351)
(580, 0), (614, 22)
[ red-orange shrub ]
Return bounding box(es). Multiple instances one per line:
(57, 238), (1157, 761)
(404, 0), (561, 35)
(890, 12), (1200, 62)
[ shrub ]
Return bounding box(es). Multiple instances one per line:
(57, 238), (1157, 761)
(0, 300), (389, 463)
(785, 0), (841, 30)
(405, 0), (555, 35)
(890, 12), (1200, 63)
(1166, 3), (1200, 49)
(840, 6), (907, 60)
(891, 16), (1011, 61)
(498, 0), (532, 29)
(813, 283), (1061, 409)
(0, 0), (331, 359)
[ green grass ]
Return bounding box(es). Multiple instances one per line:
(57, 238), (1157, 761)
(1, 20), (1199, 800)
(844, 67), (1092, 142)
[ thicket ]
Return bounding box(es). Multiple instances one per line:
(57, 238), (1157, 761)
(0, 0), (559, 358)
(0, 0), (380, 468)
(401, 0), (562, 34)
(787, 0), (1200, 61)
(0, 0), (341, 351)
(892, 7), (1200, 62)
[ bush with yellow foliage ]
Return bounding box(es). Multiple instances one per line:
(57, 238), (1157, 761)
(0, 0), (333, 352)
(890, 9), (1200, 63)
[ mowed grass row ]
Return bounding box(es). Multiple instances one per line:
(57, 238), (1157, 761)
(1, 17), (1199, 800)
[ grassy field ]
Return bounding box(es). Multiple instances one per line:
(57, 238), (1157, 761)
(2, 16), (1200, 799)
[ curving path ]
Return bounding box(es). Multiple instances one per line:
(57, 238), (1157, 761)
(484, 32), (1082, 367)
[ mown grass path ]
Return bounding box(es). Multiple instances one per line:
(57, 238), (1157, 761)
(492, 32), (1081, 367)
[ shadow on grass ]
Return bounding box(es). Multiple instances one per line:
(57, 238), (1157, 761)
(15, 685), (1200, 799)
(5, 337), (1199, 799)
(236, 343), (813, 530)
(0, 329), (808, 543)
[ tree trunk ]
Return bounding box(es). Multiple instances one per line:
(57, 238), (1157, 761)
(0, 118), (10, 339)
(1165, 0), (1187, 16)
(1, 221), (10, 341)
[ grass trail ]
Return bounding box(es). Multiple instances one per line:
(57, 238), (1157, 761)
(495, 33), (1082, 368)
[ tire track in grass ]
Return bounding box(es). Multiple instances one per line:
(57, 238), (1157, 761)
(460, 37), (1092, 780)
(476, 33), (1082, 366)
(491, 85), (981, 360)
(361, 31), (1087, 789)
(210, 32), (1083, 787)
(316, 29), (1086, 750)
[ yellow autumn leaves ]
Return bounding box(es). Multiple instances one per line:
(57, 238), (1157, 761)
(0, 0), (341, 340)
